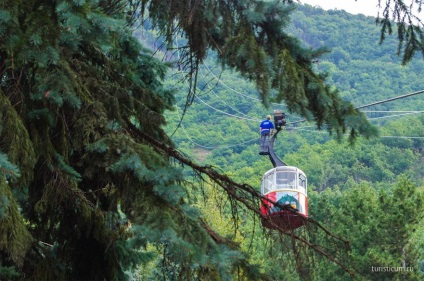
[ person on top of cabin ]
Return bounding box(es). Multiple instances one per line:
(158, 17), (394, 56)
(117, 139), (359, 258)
(259, 115), (274, 154)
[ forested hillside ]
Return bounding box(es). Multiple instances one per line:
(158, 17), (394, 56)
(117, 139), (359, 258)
(160, 4), (424, 280)
(163, 4), (424, 182)
(291, 5), (424, 108)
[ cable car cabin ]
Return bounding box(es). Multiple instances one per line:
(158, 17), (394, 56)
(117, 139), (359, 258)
(260, 166), (308, 231)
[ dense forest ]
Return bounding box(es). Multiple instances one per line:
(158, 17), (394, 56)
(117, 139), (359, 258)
(0, 0), (423, 280)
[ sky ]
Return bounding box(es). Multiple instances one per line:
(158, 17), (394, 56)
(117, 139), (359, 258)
(300, 0), (423, 20)
(300, 0), (383, 17)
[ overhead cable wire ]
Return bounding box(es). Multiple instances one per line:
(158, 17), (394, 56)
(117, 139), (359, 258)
(367, 111), (424, 120)
(194, 95), (261, 122)
(198, 67), (262, 121)
(173, 35), (265, 125)
(174, 36), (302, 125)
(289, 127), (424, 139)
(176, 95), (423, 148)
(356, 89), (424, 109)
(287, 110), (424, 138)
(202, 62), (306, 124)
(380, 136), (424, 139)
(287, 89), (424, 125)
(171, 88), (261, 148)
(169, 36), (265, 149)
(292, 111), (423, 130)
(203, 62), (267, 102)
(203, 62), (290, 107)
(289, 125), (318, 131)
(173, 99), (259, 149)
(362, 110), (423, 113)
(186, 88), (423, 145)
(173, 97), (423, 149)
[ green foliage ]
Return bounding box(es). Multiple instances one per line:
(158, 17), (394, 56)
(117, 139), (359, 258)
(0, 152), (20, 182)
(0, 261), (19, 280)
(292, 5), (424, 112)
(0, 180), (32, 268)
(0, 92), (36, 189)
(308, 177), (424, 280)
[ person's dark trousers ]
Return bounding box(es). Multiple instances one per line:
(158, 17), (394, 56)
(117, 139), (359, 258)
(260, 133), (270, 153)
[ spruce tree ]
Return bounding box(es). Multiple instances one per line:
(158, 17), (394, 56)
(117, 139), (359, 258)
(0, 0), (269, 279)
(375, 0), (424, 64)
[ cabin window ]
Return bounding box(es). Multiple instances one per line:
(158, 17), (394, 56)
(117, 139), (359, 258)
(262, 172), (274, 194)
(298, 173), (307, 194)
(299, 174), (307, 188)
(275, 171), (296, 189)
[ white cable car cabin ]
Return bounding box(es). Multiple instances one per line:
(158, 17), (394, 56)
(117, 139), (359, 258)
(260, 166), (308, 231)
(259, 110), (308, 231)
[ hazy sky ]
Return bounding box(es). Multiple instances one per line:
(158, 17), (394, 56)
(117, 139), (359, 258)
(300, 0), (382, 17)
(300, 0), (423, 20)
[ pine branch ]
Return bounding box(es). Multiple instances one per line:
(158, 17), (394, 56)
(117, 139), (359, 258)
(198, 218), (238, 248)
(124, 118), (356, 277)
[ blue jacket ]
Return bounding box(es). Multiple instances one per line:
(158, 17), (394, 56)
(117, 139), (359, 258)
(260, 120), (274, 135)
